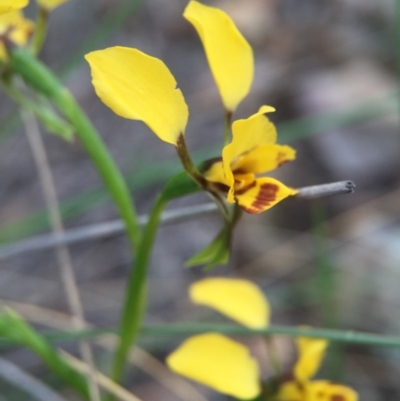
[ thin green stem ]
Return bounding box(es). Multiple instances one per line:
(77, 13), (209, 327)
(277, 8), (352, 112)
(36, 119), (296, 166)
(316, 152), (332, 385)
(264, 337), (281, 375)
(31, 8), (49, 56)
(4, 323), (400, 350)
(223, 110), (232, 146)
(110, 194), (167, 385)
(139, 323), (400, 348)
(9, 48), (141, 252)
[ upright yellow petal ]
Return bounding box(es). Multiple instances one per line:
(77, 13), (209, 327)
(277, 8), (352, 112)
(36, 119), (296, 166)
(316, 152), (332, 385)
(235, 177), (297, 214)
(166, 333), (261, 399)
(223, 106), (277, 198)
(190, 278), (270, 328)
(0, 0), (28, 15)
(183, 0), (253, 112)
(85, 47), (188, 145)
(36, 0), (69, 11)
(294, 338), (328, 383)
(307, 381), (358, 401)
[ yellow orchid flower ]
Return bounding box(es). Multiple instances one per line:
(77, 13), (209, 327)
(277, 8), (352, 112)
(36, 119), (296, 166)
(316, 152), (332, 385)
(276, 337), (358, 401)
(0, 0), (28, 15)
(183, 0), (253, 112)
(204, 106), (297, 214)
(86, 2), (297, 213)
(167, 333), (261, 399)
(167, 278), (269, 399)
(36, 0), (69, 12)
(0, 11), (34, 60)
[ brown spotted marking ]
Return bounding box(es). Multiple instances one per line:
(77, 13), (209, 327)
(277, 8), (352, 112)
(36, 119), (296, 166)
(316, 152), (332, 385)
(330, 396), (346, 401)
(239, 182), (279, 214)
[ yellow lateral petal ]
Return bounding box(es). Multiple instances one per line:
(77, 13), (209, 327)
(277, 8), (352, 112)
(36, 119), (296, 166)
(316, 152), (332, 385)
(190, 278), (270, 328)
(183, 0), (253, 112)
(166, 333), (261, 399)
(235, 177), (297, 214)
(85, 47), (188, 145)
(307, 380), (358, 401)
(222, 106), (277, 197)
(294, 338), (328, 382)
(36, 0), (69, 11)
(232, 144), (296, 175)
(0, 0), (28, 14)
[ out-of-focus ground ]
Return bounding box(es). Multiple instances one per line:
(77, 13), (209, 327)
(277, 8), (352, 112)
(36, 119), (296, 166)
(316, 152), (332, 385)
(0, 0), (399, 399)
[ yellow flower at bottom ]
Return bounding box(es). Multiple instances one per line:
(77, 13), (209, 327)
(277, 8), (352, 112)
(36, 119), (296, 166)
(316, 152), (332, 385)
(166, 333), (261, 399)
(0, 0), (28, 15)
(205, 106), (297, 214)
(0, 11), (34, 60)
(276, 337), (358, 401)
(190, 278), (270, 328)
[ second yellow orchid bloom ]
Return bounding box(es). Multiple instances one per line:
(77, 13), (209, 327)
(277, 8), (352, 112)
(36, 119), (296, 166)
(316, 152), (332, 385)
(167, 278), (269, 399)
(276, 337), (358, 401)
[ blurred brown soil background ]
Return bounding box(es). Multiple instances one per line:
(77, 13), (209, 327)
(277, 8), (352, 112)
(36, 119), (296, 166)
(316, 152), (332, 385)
(0, 0), (399, 399)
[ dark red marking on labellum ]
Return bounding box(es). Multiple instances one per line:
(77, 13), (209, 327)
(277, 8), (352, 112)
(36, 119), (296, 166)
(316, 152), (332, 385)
(330, 396), (346, 401)
(240, 182), (279, 214)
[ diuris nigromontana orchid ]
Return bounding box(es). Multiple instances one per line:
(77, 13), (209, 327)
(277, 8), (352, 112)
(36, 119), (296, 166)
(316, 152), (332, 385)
(167, 278), (270, 399)
(166, 278), (359, 401)
(36, 0), (69, 11)
(85, 0), (297, 214)
(275, 337), (358, 401)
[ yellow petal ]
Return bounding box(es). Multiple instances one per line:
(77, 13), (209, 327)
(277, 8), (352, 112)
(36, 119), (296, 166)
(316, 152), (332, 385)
(85, 47), (188, 145)
(203, 158), (229, 186)
(235, 177), (297, 214)
(222, 106), (277, 198)
(190, 278), (270, 328)
(36, 0), (68, 11)
(183, 0), (253, 112)
(307, 380), (358, 401)
(232, 144), (296, 175)
(166, 333), (261, 399)
(0, 11), (34, 59)
(0, 0), (28, 14)
(276, 381), (304, 401)
(294, 338), (328, 382)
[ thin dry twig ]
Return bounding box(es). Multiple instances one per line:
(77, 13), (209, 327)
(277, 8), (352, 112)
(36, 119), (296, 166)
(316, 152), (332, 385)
(0, 181), (355, 260)
(21, 109), (101, 401)
(0, 299), (209, 401)
(0, 356), (67, 401)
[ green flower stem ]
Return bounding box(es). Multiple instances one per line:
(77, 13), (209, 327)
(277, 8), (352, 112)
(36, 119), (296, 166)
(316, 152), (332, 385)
(264, 337), (281, 376)
(140, 323), (400, 348)
(176, 134), (230, 220)
(6, 323), (400, 350)
(223, 110), (232, 146)
(110, 194), (167, 385)
(31, 7), (49, 56)
(9, 48), (141, 251)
